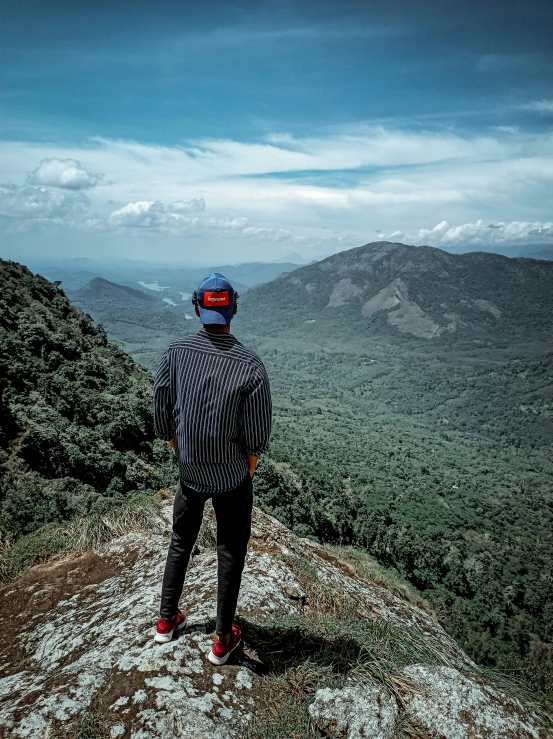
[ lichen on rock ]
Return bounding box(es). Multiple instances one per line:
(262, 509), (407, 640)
(402, 665), (551, 739)
(0, 502), (550, 738)
(309, 683), (398, 738)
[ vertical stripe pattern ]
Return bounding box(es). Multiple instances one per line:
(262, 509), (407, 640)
(153, 328), (272, 493)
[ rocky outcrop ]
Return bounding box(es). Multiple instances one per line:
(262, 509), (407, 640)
(0, 501), (550, 738)
(326, 278), (364, 308)
(309, 684), (398, 738)
(362, 278), (443, 338)
(459, 298), (502, 319)
(473, 298), (501, 319)
(309, 668), (550, 739)
(403, 665), (547, 738)
(361, 277), (406, 317)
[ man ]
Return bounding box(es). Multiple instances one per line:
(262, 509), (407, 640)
(152, 272), (272, 665)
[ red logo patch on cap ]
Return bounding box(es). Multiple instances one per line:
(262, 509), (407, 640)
(203, 290), (230, 307)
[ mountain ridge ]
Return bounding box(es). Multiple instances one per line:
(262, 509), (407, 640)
(69, 276), (161, 308)
(241, 240), (553, 343)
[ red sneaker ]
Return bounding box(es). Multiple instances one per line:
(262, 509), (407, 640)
(208, 624), (242, 665)
(154, 610), (187, 643)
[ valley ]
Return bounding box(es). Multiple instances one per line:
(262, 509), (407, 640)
(2, 242), (553, 705)
(237, 243), (553, 697)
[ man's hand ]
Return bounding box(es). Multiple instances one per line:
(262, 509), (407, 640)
(168, 439), (175, 453)
(248, 455), (258, 478)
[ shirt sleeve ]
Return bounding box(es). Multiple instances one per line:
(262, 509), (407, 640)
(243, 364), (272, 457)
(153, 350), (175, 440)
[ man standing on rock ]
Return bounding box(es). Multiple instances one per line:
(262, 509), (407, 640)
(152, 273), (272, 665)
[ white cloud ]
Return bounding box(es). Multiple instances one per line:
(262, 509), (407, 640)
(168, 198), (205, 213)
(108, 200), (241, 232)
(109, 200), (165, 227)
(1, 126), (527, 201)
(241, 226), (292, 242)
(523, 99), (553, 114)
(107, 199), (290, 242)
(28, 158), (103, 190)
(0, 184), (90, 219)
(389, 219), (553, 248)
(1, 124), (552, 261)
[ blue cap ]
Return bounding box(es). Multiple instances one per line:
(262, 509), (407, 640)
(196, 272), (235, 325)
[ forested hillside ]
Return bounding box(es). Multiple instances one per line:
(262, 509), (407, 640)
(66, 276), (197, 367)
(5, 244), (553, 704)
(237, 242), (553, 701)
(0, 259), (174, 574)
(70, 276), (164, 316)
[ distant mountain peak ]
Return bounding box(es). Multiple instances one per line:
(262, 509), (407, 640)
(70, 277), (157, 302)
(243, 240), (553, 342)
(273, 251), (309, 264)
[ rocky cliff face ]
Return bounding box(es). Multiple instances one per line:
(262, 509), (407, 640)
(0, 499), (550, 739)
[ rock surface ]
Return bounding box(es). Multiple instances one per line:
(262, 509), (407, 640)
(309, 683), (398, 738)
(404, 665), (548, 739)
(0, 502), (550, 738)
(309, 668), (551, 739)
(326, 278), (364, 308)
(361, 277), (443, 338)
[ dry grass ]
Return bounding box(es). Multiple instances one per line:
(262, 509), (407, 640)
(322, 543), (435, 616)
(0, 497), (166, 583)
(50, 711), (114, 739)
(154, 488), (173, 501)
(64, 503), (165, 552)
(245, 663), (333, 739)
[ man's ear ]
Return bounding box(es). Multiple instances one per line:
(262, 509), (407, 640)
(194, 305), (200, 317)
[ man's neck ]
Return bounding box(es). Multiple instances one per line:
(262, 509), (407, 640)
(203, 324), (231, 335)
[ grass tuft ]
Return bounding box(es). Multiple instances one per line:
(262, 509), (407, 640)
(322, 543), (435, 616)
(64, 502), (164, 551)
(0, 496), (164, 583)
(244, 550), (552, 737)
(51, 711), (113, 739)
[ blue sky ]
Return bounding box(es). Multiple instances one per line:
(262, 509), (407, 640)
(1, 0), (552, 263)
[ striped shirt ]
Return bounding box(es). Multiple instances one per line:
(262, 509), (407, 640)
(153, 328), (272, 493)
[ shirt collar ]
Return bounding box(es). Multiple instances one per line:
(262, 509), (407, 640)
(198, 327), (236, 342)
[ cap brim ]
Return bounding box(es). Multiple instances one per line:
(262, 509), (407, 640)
(198, 304), (233, 325)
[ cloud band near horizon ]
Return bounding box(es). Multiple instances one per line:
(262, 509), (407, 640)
(0, 122), (552, 263)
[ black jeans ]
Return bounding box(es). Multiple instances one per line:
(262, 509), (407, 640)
(160, 472), (253, 636)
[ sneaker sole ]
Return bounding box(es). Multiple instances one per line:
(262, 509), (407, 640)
(207, 638), (242, 665)
(154, 617), (187, 644)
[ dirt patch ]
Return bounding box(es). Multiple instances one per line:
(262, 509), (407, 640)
(0, 547), (140, 674)
(309, 545), (358, 579)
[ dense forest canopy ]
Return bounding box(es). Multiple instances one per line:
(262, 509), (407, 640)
(0, 259), (174, 546)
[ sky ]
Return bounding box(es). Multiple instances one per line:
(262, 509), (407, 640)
(0, 0), (552, 265)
